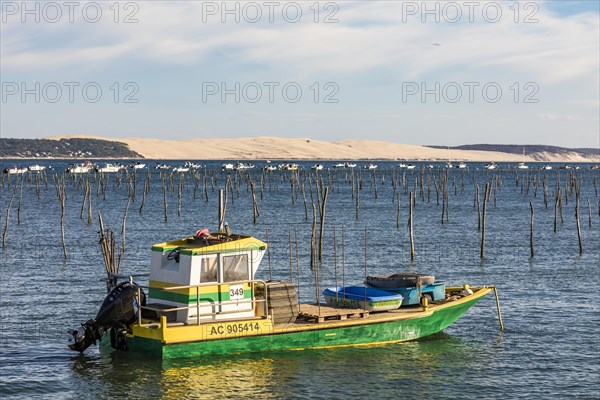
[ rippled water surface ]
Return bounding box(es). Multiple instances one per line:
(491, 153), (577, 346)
(1, 160), (598, 399)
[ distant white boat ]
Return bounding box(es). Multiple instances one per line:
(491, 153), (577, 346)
(234, 162), (254, 170)
(3, 167), (28, 174)
(345, 163), (357, 168)
(311, 164), (324, 171)
(456, 162), (467, 169)
(278, 163), (299, 171)
(445, 162), (453, 169)
(426, 164), (434, 169)
(67, 161), (95, 174)
(398, 163), (407, 168)
(28, 164), (45, 172)
(184, 162), (202, 169)
(129, 162), (146, 170)
(155, 163), (171, 170)
(543, 165), (553, 170)
(222, 163), (234, 170)
(363, 163), (378, 170)
(96, 163), (122, 173)
(263, 165), (277, 171)
(516, 162), (529, 170)
(405, 164), (416, 170)
(333, 163), (346, 168)
(484, 162), (498, 170)
(173, 167), (190, 173)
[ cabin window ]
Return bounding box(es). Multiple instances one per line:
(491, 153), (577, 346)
(200, 256), (218, 283)
(222, 254), (249, 282)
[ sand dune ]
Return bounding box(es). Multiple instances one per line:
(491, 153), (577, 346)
(44, 135), (599, 162)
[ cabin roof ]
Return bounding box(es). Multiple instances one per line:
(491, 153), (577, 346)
(152, 234), (267, 256)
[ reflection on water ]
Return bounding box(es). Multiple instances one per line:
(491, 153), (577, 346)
(67, 332), (494, 400)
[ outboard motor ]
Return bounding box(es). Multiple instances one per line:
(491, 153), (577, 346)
(68, 281), (146, 353)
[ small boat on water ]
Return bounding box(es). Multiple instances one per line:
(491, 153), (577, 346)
(456, 162), (467, 169)
(263, 165), (277, 171)
(323, 286), (403, 312)
(96, 163), (122, 173)
(67, 227), (498, 359)
(363, 163), (378, 170)
(543, 165), (553, 170)
(3, 167), (28, 174)
(184, 162), (202, 170)
(234, 162), (255, 170)
(484, 162), (498, 170)
(311, 164), (324, 170)
(516, 162), (529, 170)
(129, 162), (146, 170)
(278, 163), (299, 171)
(173, 166), (190, 173)
(67, 161), (95, 174)
(221, 163), (234, 170)
(155, 163), (171, 170)
(28, 164), (46, 172)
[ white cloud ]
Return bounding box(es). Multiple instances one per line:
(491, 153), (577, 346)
(1, 1), (598, 85)
(536, 113), (585, 121)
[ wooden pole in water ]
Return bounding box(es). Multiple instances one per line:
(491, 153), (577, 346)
(265, 227), (272, 280)
(16, 176), (23, 225)
(318, 186), (329, 261)
(553, 190), (559, 233)
(342, 224), (346, 298)
(218, 188), (224, 232)
(86, 179), (92, 225)
(310, 203), (317, 269)
(576, 192), (583, 255)
(493, 286), (505, 331)
(481, 182), (489, 259)
(177, 175), (182, 221)
(295, 228), (300, 312)
(409, 191), (415, 261)
(529, 201), (535, 258)
(162, 177), (168, 223)
(364, 226), (368, 311)
(396, 192), (401, 229)
(118, 197), (131, 271)
(55, 177), (67, 259)
(476, 184), (481, 231)
(2, 183), (17, 247)
(355, 175), (360, 220)
(289, 230), (293, 282)
(333, 225), (338, 300)
(588, 198), (593, 228)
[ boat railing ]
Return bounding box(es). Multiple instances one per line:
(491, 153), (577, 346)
(132, 279), (270, 327)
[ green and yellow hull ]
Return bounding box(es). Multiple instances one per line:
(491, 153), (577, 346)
(124, 287), (491, 359)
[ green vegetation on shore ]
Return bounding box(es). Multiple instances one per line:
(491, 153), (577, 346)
(0, 138), (143, 159)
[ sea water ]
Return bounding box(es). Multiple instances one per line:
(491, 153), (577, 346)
(0, 161), (598, 399)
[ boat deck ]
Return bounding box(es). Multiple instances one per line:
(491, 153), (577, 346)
(155, 287), (491, 332)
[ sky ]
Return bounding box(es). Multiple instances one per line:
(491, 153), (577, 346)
(1, 0), (599, 147)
